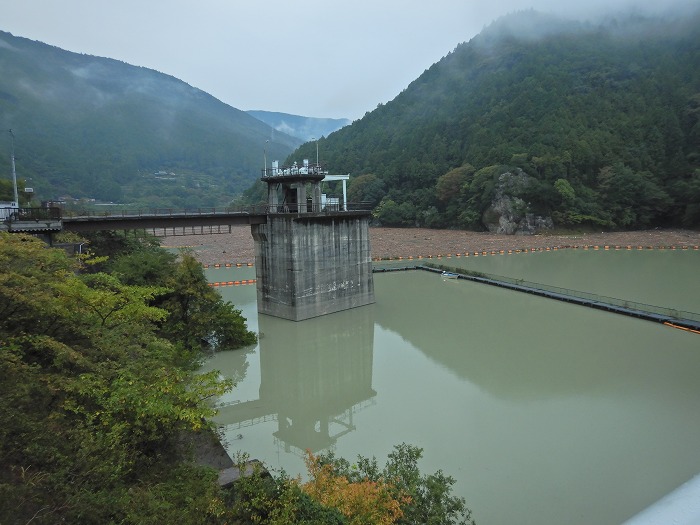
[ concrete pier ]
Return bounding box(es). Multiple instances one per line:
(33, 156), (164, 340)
(251, 213), (375, 321)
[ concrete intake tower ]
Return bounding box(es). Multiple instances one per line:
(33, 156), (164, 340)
(251, 159), (375, 321)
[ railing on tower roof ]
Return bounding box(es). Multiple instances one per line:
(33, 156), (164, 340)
(261, 160), (328, 179)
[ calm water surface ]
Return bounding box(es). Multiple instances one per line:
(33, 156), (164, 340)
(202, 250), (700, 525)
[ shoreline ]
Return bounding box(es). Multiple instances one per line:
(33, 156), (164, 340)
(160, 227), (700, 266)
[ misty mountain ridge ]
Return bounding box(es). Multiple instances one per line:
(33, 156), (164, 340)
(282, 8), (700, 230)
(0, 30), (302, 207)
(246, 110), (350, 142)
(2, 6), (699, 228)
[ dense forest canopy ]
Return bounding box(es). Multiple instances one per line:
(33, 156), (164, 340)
(0, 231), (255, 522)
(0, 31), (301, 208)
(284, 9), (700, 230)
(0, 232), (474, 524)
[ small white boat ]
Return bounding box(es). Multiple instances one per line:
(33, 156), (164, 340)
(441, 271), (459, 279)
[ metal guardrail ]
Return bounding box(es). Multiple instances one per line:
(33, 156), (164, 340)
(1, 202), (373, 221)
(61, 206), (260, 218)
(374, 263), (700, 326)
(476, 271), (700, 323)
(2, 206), (62, 221)
(59, 202), (373, 218)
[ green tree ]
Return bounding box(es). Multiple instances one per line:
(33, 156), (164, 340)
(435, 164), (474, 205)
(373, 198), (417, 227)
(157, 251), (257, 353)
(91, 231), (257, 353)
(554, 178), (575, 206)
(302, 450), (406, 525)
(597, 163), (672, 228)
(313, 444), (475, 525)
(347, 173), (387, 208)
(0, 233), (233, 524)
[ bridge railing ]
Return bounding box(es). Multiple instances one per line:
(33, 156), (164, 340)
(264, 201), (373, 214)
(504, 276), (700, 322)
(431, 265), (700, 323)
(62, 202), (374, 218)
(62, 206), (255, 218)
(2, 207), (62, 222)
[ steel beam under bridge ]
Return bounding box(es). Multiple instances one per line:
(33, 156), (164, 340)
(62, 211), (267, 232)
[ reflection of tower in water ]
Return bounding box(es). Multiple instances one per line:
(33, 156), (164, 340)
(217, 305), (376, 453)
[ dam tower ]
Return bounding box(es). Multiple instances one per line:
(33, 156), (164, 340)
(251, 159), (375, 321)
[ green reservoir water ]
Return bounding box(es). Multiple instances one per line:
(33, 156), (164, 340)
(202, 250), (700, 525)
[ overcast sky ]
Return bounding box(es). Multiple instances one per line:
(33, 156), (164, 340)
(3, 0), (696, 121)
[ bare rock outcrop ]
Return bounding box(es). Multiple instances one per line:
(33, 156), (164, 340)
(482, 169), (553, 235)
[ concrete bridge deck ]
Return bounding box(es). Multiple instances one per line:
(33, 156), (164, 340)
(61, 209), (267, 232)
(1, 205), (373, 235)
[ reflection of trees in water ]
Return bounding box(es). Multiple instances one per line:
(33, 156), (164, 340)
(206, 337), (256, 386)
(216, 305), (376, 452)
(223, 344), (254, 385)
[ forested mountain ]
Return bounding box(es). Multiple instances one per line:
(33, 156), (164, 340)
(246, 110), (350, 141)
(0, 31), (302, 208)
(287, 9), (700, 230)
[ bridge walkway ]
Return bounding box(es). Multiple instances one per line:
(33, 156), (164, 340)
(2, 204), (373, 235)
(373, 265), (700, 333)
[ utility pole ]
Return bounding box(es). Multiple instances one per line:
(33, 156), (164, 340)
(264, 140), (269, 175)
(8, 129), (19, 206)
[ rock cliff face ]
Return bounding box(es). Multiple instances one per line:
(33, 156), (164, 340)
(482, 169), (553, 235)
